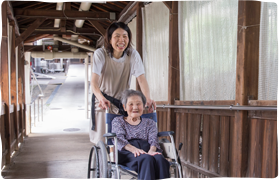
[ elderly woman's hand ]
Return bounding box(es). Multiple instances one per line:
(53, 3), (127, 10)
(146, 98), (156, 113)
(132, 148), (147, 157)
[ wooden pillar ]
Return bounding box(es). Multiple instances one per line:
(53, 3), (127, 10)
(10, 23), (19, 151)
(167, 1), (180, 135)
(21, 44), (26, 137)
(231, 1), (261, 177)
(1, 1), (11, 164)
(136, 2), (144, 91)
(17, 42), (24, 142)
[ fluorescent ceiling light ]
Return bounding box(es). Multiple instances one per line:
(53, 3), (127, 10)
(63, 0), (106, 3)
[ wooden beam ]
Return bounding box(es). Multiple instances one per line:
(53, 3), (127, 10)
(10, 25), (19, 151)
(136, 2), (144, 91)
(7, 1), (20, 36)
(231, 0), (261, 177)
(88, 20), (106, 36)
(1, 1), (11, 165)
(24, 45), (89, 52)
(118, 1), (137, 22)
(15, 18), (46, 47)
(60, 2), (71, 33)
(13, 8), (116, 20)
(163, 1), (172, 11)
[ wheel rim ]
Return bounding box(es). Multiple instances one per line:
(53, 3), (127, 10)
(97, 141), (108, 178)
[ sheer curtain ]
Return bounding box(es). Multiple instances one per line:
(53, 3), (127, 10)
(258, 2), (278, 100)
(142, 2), (169, 101)
(178, 0), (238, 101)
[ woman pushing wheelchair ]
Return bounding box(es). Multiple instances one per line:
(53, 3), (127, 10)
(90, 21), (156, 144)
(112, 89), (170, 180)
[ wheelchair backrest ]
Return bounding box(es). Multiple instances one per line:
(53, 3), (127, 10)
(105, 112), (157, 145)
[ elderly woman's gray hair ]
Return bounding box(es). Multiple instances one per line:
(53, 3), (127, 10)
(121, 89), (146, 107)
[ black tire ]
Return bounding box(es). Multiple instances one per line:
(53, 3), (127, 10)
(87, 146), (98, 178)
(97, 141), (109, 178)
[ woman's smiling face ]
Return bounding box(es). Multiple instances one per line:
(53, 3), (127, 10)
(124, 95), (144, 119)
(110, 28), (129, 58)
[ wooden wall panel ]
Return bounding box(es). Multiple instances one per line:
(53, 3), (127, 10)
(208, 115), (219, 174)
(261, 120), (277, 178)
(247, 119), (263, 177)
(202, 115), (210, 177)
(220, 116), (230, 176)
(1, 113), (6, 168)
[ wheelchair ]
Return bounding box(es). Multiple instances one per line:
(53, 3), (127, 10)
(87, 108), (183, 179)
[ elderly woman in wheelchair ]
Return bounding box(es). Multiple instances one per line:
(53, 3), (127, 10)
(87, 89), (182, 179)
(111, 89), (170, 180)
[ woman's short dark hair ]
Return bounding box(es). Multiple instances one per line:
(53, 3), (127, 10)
(121, 89), (146, 108)
(104, 22), (132, 57)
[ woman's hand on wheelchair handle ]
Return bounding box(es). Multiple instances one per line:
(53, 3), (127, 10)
(98, 98), (110, 110)
(146, 99), (156, 113)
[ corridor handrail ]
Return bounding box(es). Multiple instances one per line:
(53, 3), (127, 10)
(156, 104), (277, 111)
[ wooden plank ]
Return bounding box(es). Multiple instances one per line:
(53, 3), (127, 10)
(248, 110), (277, 120)
(14, 8), (116, 20)
(162, 111), (167, 132)
(248, 100), (277, 106)
(175, 108), (235, 117)
(88, 20), (106, 37)
(247, 119), (263, 177)
(220, 116), (230, 176)
(117, 2), (137, 22)
(155, 101), (168, 105)
(135, 2), (144, 91)
(15, 18), (46, 47)
(163, 1), (172, 11)
(180, 113), (187, 161)
(1, 1), (11, 165)
(175, 100), (235, 106)
(10, 25), (19, 151)
(261, 120), (277, 178)
(175, 113), (181, 147)
(187, 113), (192, 177)
(208, 115), (219, 174)
(192, 114), (201, 177)
(202, 115), (210, 173)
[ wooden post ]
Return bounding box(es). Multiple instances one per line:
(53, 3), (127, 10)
(10, 23), (19, 151)
(1, 1), (11, 164)
(231, 1), (261, 177)
(167, 1), (180, 136)
(136, 2), (144, 91)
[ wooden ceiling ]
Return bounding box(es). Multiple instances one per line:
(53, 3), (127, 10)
(7, 1), (138, 51)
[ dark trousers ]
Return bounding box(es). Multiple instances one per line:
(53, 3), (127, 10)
(118, 139), (170, 180)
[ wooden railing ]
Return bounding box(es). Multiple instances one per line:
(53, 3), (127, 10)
(1, 102), (26, 168)
(155, 100), (277, 178)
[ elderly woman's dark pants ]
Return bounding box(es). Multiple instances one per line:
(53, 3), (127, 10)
(118, 139), (170, 180)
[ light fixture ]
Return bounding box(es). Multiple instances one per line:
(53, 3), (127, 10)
(63, 0), (106, 4)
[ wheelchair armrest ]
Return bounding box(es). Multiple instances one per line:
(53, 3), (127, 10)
(103, 133), (116, 138)
(158, 131), (174, 137)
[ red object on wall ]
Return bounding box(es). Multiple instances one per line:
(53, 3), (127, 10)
(47, 45), (53, 50)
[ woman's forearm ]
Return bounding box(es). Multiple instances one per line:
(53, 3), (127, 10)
(91, 73), (104, 101)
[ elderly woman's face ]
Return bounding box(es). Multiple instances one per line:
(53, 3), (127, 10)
(124, 95), (144, 119)
(110, 28), (129, 55)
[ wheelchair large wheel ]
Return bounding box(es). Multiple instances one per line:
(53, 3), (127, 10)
(97, 141), (109, 178)
(87, 145), (98, 178)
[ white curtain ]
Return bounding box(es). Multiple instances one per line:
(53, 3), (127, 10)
(142, 2), (169, 101)
(128, 18), (137, 90)
(178, 0), (238, 101)
(258, 2), (278, 100)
